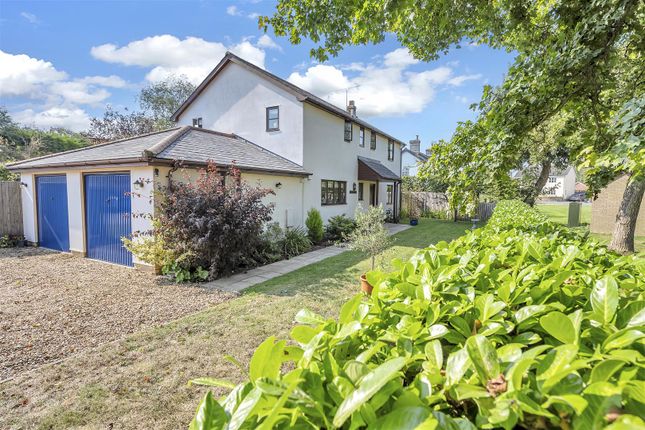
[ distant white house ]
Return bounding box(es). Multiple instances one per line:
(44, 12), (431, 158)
(8, 52), (405, 269)
(541, 166), (577, 199)
(401, 135), (429, 176)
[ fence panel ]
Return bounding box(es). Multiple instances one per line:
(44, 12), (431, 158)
(476, 202), (497, 222)
(0, 181), (23, 236)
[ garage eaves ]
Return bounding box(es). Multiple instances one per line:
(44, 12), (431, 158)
(7, 126), (311, 177)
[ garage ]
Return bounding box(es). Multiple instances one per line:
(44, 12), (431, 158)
(84, 173), (133, 266)
(36, 175), (70, 252)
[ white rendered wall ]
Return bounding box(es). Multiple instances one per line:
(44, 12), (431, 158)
(19, 173), (36, 243)
(129, 167), (156, 265)
(66, 172), (84, 253)
(562, 169), (576, 199)
(176, 62), (305, 165)
(154, 166), (305, 228)
(302, 103), (401, 222)
(402, 152), (421, 177)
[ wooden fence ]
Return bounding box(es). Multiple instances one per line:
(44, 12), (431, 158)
(0, 181), (23, 236)
(402, 191), (496, 222)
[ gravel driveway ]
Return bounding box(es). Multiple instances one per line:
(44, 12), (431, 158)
(0, 247), (232, 380)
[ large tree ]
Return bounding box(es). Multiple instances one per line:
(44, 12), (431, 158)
(261, 0), (644, 252)
(87, 76), (195, 142)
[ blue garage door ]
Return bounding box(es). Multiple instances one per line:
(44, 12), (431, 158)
(36, 175), (70, 252)
(85, 173), (133, 266)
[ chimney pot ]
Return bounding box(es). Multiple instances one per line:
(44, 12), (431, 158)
(347, 100), (357, 117)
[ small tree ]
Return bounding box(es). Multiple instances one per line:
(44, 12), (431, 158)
(346, 206), (391, 271)
(305, 208), (324, 243)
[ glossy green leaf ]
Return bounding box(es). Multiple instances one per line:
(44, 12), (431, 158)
(189, 392), (228, 430)
(466, 334), (500, 383)
(590, 276), (619, 325)
(332, 357), (407, 427)
(540, 311), (577, 344)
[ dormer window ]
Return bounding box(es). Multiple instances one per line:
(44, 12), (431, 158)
(192, 117), (203, 128)
(344, 120), (353, 142)
(266, 106), (279, 131)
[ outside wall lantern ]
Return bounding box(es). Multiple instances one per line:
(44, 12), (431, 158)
(275, 182), (282, 189)
(133, 178), (146, 190)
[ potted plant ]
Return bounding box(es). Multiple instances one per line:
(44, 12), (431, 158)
(409, 206), (419, 226)
(346, 206), (392, 295)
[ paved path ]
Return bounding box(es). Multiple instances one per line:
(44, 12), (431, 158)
(205, 223), (411, 293)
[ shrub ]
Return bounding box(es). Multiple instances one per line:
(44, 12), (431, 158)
(305, 208), (324, 243)
(190, 203), (645, 429)
(486, 199), (548, 231)
(0, 234), (23, 248)
(158, 162), (274, 279)
(324, 214), (356, 242)
(282, 226), (312, 258)
(256, 222), (285, 264)
(345, 206), (391, 270)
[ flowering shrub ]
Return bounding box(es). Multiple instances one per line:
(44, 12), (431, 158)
(159, 162), (274, 279)
(191, 202), (645, 428)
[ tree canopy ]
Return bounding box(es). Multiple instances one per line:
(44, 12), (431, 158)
(262, 0), (644, 252)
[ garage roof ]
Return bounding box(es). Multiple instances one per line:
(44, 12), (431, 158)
(7, 126), (310, 176)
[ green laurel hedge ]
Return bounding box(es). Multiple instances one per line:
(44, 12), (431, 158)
(190, 201), (645, 429)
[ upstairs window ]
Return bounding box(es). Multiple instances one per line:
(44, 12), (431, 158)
(359, 127), (365, 147)
(344, 120), (353, 142)
(321, 180), (347, 205)
(548, 176), (557, 183)
(266, 106), (279, 131)
(192, 117), (203, 128)
(388, 139), (395, 161)
(370, 131), (376, 150)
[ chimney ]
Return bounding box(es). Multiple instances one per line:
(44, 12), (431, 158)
(347, 100), (357, 117)
(409, 135), (421, 153)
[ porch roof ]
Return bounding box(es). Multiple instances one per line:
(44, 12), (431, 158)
(357, 156), (401, 182)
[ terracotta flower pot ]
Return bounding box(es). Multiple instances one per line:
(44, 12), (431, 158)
(360, 273), (373, 295)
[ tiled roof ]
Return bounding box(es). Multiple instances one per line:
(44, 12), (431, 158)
(8, 126), (309, 176)
(402, 148), (429, 162)
(358, 156), (401, 181)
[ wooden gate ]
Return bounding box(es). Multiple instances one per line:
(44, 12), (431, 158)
(0, 181), (23, 236)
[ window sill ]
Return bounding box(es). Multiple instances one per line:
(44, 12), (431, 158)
(266, 129), (280, 132)
(321, 203), (347, 206)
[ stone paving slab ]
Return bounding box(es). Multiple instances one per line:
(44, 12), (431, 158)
(205, 222), (411, 293)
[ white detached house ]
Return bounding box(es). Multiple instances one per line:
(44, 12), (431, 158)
(8, 52), (404, 269)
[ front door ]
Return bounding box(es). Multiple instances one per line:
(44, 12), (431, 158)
(369, 184), (376, 206)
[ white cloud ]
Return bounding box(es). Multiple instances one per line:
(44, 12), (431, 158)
(0, 50), (67, 97)
(13, 107), (91, 132)
(257, 34), (281, 51)
(20, 12), (40, 24)
(91, 34), (267, 84)
(0, 51), (131, 131)
(288, 48), (482, 117)
(226, 5), (241, 16)
(226, 5), (259, 19)
(455, 95), (470, 104)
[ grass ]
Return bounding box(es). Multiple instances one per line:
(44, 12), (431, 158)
(536, 202), (644, 251)
(536, 202), (591, 225)
(0, 219), (469, 430)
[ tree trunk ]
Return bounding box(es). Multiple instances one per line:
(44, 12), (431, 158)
(524, 159), (551, 206)
(609, 174), (645, 254)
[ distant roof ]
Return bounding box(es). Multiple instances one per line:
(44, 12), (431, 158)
(171, 52), (405, 146)
(402, 148), (429, 162)
(7, 126), (309, 176)
(358, 156), (401, 181)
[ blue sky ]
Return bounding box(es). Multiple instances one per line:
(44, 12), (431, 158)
(0, 0), (515, 151)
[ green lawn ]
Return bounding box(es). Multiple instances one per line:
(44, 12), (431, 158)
(0, 219), (469, 430)
(536, 202), (591, 225)
(536, 202), (644, 251)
